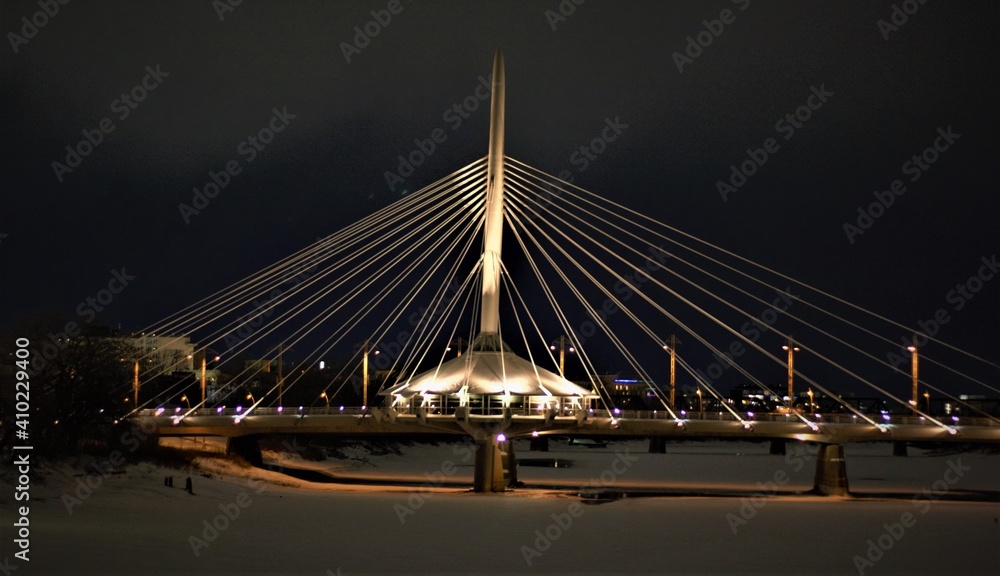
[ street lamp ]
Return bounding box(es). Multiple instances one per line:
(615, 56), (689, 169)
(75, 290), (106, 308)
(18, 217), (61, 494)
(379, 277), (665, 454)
(781, 336), (801, 408)
(180, 395), (191, 409)
(133, 359), (140, 411)
(696, 388), (703, 415)
(907, 341), (919, 416)
(923, 391), (931, 414)
(195, 349), (221, 409)
(662, 335), (680, 408)
(550, 335), (575, 375)
(356, 341), (379, 408)
(807, 388), (815, 412)
(246, 392), (255, 404)
(273, 343), (291, 407)
(446, 337), (468, 357)
(320, 391), (330, 410)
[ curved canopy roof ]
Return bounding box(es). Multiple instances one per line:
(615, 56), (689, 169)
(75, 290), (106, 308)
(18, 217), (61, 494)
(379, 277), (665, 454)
(383, 350), (594, 398)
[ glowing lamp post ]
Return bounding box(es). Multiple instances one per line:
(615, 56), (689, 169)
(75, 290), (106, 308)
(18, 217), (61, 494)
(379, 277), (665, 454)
(781, 336), (801, 409)
(550, 335), (575, 376)
(194, 350), (221, 410)
(447, 337), (468, 357)
(907, 342), (919, 416)
(663, 335), (680, 408)
(356, 341), (380, 408)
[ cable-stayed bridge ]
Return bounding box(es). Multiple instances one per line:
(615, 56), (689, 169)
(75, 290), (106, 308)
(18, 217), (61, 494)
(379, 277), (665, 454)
(133, 50), (999, 493)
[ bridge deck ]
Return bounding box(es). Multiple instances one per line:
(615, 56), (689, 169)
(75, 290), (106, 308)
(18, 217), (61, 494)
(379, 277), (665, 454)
(140, 408), (1000, 444)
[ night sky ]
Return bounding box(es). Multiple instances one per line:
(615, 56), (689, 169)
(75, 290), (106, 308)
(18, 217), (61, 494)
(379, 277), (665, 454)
(2, 1), (997, 396)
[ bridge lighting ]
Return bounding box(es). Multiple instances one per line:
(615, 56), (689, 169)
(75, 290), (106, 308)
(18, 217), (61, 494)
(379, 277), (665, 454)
(531, 430), (539, 437)
(174, 407), (181, 413)
(235, 405), (243, 413)
(613, 407), (621, 415)
(947, 427), (958, 436)
(952, 416), (959, 423)
(882, 413), (891, 421)
(742, 422), (753, 431)
(155, 407), (164, 416)
(216, 407), (223, 414)
(496, 433), (507, 442)
(675, 420), (685, 429)
(610, 418), (620, 428)
(339, 405), (345, 412)
(550, 335), (575, 374)
(277, 406), (284, 413)
(747, 411), (754, 418)
(234, 416), (242, 425)
(907, 341), (919, 415)
(172, 417), (181, 426)
(782, 336), (800, 403)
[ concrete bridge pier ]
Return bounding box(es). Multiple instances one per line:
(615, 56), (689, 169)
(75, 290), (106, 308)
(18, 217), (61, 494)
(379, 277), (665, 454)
(769, 439), (786, 455)
(226, 435), (263, 467)
(473, 433), (516, 492)
(648, 437), (667, 453)
(812, 444), (849, 496)
(529, 436), (549, 451)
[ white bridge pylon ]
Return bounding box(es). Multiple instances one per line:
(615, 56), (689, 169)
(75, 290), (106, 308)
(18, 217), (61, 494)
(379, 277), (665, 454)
(383, 49), (596, 413)
(134, 50), (999, 462)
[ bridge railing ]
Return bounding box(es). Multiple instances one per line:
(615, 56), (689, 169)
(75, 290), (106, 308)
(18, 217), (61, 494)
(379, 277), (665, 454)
(138, 406), (997, 428)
